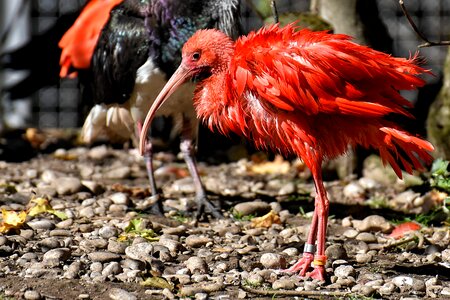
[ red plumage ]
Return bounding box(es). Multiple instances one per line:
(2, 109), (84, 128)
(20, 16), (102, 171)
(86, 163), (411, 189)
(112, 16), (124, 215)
(59, 0), (123, 78)
(139, 23), (434, 280)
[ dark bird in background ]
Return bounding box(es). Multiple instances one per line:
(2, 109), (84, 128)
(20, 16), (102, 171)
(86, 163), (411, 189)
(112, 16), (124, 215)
(60, 0), (241, 217)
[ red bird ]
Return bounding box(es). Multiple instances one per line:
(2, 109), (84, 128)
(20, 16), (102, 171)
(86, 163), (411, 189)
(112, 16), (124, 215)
(139, 23), (434, 280)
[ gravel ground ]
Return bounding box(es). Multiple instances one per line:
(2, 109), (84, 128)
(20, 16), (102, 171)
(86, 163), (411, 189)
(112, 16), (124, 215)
(0, 142), (449, 300)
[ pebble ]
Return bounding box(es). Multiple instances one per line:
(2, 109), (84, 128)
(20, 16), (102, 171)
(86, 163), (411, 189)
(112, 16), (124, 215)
(325, 244), (347, 260)
(53, 177), (83, 195)
(27, 220), (55, 231)
(24, 290), (41, 300)
(87, 251), (121, 263)
(352, 215), (392, 233)
(99, 226), (118, 239)
(343, 182), (365, 199)
(355, 253), (373, 263)
(109, 288), (137, 300)
(233, 201), (271, 216)
(104, 166), (131, 179)
(334, 265), (356, 278)
(356, 232), (378, 243)
(260, 253), (286, 269)
(391, 276), (426, 292)
(79, 207), (95, 218)
(185, 257), (208, 274)
(64, 261), (81, 279)
(108, 240), (127, 254)
(102, 261), (121, 277)
(43, 248), (71, 267)
(109, 192), (130, 205)
(185, 235), (212, 248)
(379, 282), (397, 295)
(272, 278), (296, 290)
(125, 243), (153, 263)
(343, 228), (359, 238)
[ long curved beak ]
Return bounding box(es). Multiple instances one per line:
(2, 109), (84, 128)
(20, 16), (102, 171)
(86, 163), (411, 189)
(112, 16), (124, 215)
(139, 64), (192, 155)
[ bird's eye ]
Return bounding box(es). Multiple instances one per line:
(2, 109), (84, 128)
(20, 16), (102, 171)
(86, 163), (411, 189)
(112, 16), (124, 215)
(192, 52), (201, 61)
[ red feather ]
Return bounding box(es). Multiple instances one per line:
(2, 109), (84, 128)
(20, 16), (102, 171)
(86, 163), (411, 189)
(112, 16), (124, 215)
(59, 0), (123, 78)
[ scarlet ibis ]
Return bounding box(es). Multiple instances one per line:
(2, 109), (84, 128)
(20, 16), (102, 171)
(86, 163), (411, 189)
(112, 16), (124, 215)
(59, 0), (240, 217)
(139, 23), (434, 280)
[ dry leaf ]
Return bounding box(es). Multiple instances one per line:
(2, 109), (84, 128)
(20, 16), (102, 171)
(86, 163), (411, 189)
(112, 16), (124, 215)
(111, 183), (151, 198)
(248, 155), (290, 175)
(28, 197), (68, 220)
(0, 209), (27, 233)
(251, 210), (281, 228)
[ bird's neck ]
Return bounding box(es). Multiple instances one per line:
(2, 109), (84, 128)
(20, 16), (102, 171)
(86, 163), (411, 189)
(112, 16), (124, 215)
(193, 72), (238, 135)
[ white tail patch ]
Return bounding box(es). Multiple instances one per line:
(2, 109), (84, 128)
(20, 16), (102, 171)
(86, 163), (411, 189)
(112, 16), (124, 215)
(80, 104), (135, 144)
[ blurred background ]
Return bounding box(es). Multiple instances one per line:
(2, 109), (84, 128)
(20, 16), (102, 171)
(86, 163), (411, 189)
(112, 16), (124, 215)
(0, 0), (449, 159)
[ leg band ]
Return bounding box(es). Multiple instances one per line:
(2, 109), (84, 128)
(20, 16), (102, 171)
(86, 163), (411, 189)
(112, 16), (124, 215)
(303, 243), (316, 253)
(313, 255), (327, 266)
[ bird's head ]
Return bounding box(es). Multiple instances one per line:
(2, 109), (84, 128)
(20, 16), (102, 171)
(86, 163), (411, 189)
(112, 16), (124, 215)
(139, 29), (234, 155)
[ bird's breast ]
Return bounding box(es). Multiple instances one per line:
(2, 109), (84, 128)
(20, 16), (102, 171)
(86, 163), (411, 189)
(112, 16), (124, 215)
(128, 57), (197, 122)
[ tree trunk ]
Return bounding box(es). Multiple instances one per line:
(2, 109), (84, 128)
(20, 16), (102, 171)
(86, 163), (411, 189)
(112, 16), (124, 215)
(427, 49), (450, 159)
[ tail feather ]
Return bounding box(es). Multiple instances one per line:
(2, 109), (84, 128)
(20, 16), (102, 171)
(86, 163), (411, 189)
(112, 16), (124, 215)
(379, 127), (434, 178)
(80, 104), (134, 144)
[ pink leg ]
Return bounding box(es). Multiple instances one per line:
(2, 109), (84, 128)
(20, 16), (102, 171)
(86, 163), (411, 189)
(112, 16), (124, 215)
(136, 122), (163, 215)
(284, 158), (329, 281)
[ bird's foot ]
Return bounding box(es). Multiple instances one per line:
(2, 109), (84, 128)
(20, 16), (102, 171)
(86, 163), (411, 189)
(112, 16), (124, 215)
(306, 255), (327, 281)
(282, 252), (314, 276)
(195, 195), (222, 220)
(136, 194), (164, 216)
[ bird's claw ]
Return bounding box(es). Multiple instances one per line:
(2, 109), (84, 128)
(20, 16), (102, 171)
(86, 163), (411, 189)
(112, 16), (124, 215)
(136, 194), (164, 216)
(307, 265), (326, 281)
(194, 195), (222, 220)
(282, 252), (314, 276)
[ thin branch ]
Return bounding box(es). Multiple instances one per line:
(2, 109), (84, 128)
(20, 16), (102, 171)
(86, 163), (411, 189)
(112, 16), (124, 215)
(271, 0), (279, 24)
(244, 0), (266, 21)
(399, 0), (450, 48)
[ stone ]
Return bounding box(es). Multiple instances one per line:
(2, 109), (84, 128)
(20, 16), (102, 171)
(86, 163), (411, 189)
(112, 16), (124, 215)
(87, 251), (121, 263)
(325, 244), (347, 260)
(272, 278), (296, 290)
(108, 239), (127, 254)
(356, 232), (377, 243)
(343, 182), (365, 199)
(185, 235), (212, 248)
(334, 265), (355, 278)
(99, 226), (118, 239)
(42, 248), (71, 267)
(233, 201), (271, 216)
(108, 288), (137, 300)
(109, 192), (130, 205)
(102, 261), (121, 277)
(355, 253), (373, 264)
(352, 215), (392, 233)
(185, 257), (208, 274)
(24, 290), (41, 300)
(260, 253), (286, 269)
(53, 177), (83, 195)
(125, 243), (153, 263)
(27, 219), (55, 230)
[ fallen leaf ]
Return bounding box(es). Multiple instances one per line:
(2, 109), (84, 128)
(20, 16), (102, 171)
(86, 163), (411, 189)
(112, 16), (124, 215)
(111, 183), (151, 198)
(28, 197), (68, 220)
(248, 155), (291, 175)
(140, 276), (173, 290)
(0, 209), (27, 233)
(118, 218), (159, 242)
(251, 210), (281, 228)
(389, 221), (421, 239)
